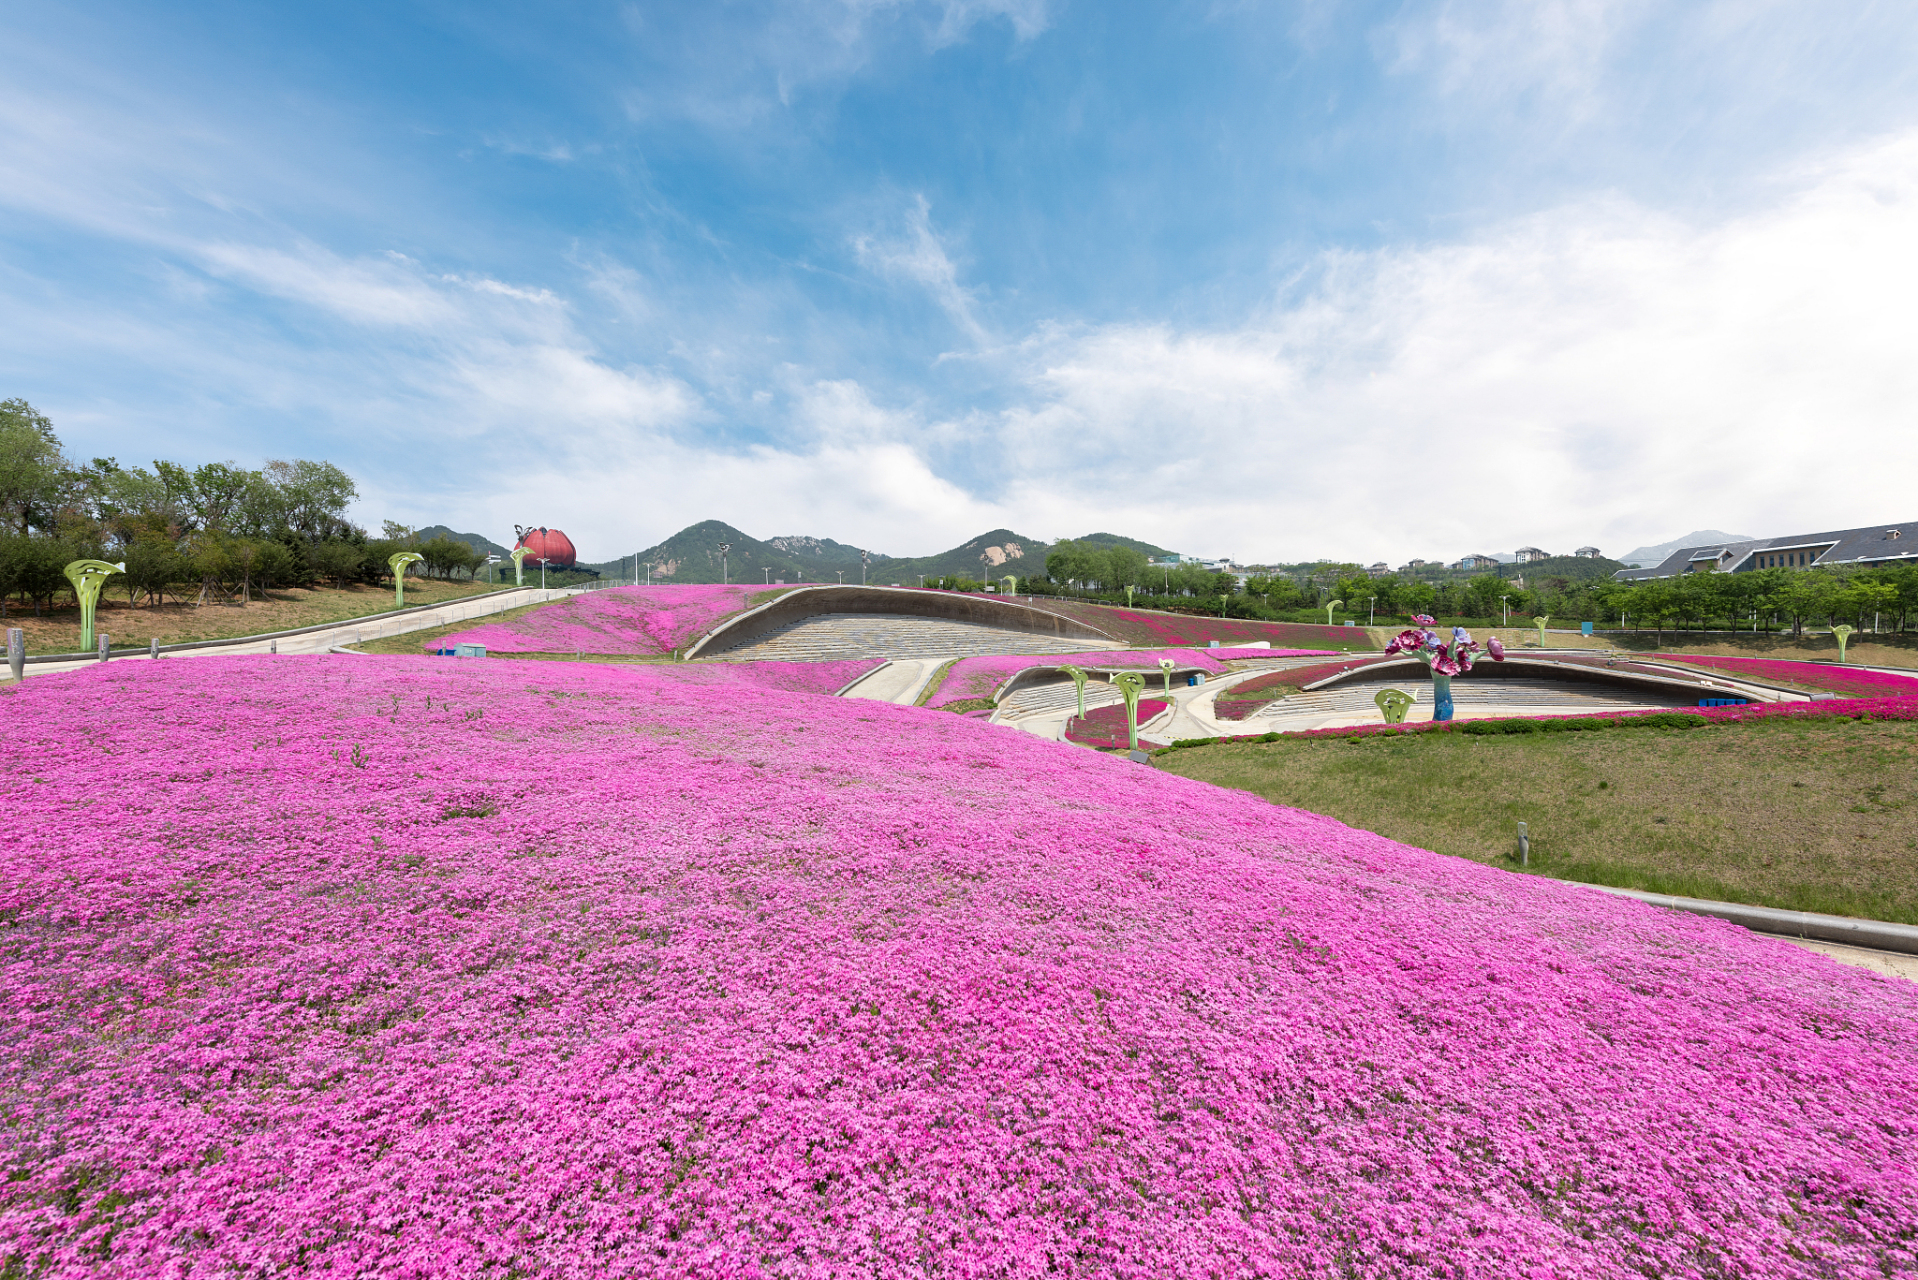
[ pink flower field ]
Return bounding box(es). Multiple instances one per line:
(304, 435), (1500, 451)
(4, 656), (1917, 1277)
(436, 584), (793, 656)
(923, 648), (1333, 710)
(1647, 653), (1918, 699)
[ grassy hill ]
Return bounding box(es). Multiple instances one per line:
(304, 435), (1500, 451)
(869, 529), (1052, 584)
(1076, 531), (1175, 560)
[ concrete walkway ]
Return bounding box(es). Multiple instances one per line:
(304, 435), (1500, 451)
(841, 658), (946, 705)
(8, 586), (587, 681)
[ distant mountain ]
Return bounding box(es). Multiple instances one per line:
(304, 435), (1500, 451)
(867, 529), (1052, 584)
(576, 520), (838, 585)
(579, 521), (1193, 585)
(417, 526), (513, 559)
(1617, 530), (1756, 568)
(1076, 532), (1175, 561)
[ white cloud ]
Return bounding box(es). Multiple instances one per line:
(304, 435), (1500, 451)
(971, 129), (1918, 562)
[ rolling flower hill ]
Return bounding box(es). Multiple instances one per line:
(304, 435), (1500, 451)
(2, 656), (1914, 1276)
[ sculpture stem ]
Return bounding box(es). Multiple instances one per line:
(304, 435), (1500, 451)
(1431, 672), (1455, 722)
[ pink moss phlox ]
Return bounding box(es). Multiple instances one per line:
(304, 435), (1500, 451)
(2, 657), (1915, 1275)
(1647, 653), (1918, 698)
(437, 584), (793, 656)
(1064, 697), (1172, 749)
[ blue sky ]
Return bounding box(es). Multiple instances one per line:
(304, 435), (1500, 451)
(5, 1), (1918, 563)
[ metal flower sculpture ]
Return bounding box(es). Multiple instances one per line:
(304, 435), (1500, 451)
(1058, 664), (1090, 720)
(510, 545), (534, 587)
(1382, 614), (1504, 722)
(388, 552), (425, 608)
(1157, 656), (1176, 700)
(64, 560), (125, 652)
(1831, 624), (1856, 664)
(1113, 670), (1149, 753)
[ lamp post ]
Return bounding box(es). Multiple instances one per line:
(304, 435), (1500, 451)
(1500, 595), (1510, 627)
(836, 571), (843, 584)
(762, 567), (770, 585)
(1368, 596), (1376, 626)
(537, 556), (550, 589)
(860, 550), (869, 585)
(918, 575), (925, 588)
(717, 543), (730, 585)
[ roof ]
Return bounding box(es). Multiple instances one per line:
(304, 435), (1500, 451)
(1613, 521), (1918, 580)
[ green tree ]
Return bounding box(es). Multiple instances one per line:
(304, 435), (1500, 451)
(0, 399), (69, 536)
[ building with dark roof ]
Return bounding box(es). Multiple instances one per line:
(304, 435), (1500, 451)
(1612, 522), (1916, 581)
(1515, 546), (1550, 562)
(1452, 553), (1500, 571)
(1575, 546), (1602, 558)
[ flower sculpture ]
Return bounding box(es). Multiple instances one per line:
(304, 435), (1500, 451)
(387, 552), (424, 608)
(63, 559), (125, 652)
(1382, 614), (1504, 722)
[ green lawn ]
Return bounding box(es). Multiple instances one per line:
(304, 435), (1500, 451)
(1155, 717), (1918, 923)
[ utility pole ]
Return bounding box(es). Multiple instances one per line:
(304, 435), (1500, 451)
(718, 543), (730, 586)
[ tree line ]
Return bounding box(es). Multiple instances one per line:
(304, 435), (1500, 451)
(0, 399), (490, 615)
(1027, 538), (1918, 634)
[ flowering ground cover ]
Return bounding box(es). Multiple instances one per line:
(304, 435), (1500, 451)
(1644, 653), (1918, 699)
(922, 648), (1331, 710)
(4, 657), (1918, 1276)
(434, 584), (795, 656)
(1061, 698), (1171, 750)
(669, 658), (885, 697)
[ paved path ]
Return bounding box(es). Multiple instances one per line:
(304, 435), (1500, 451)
(8, 586), (587, 682)
(841, 658), (948, 705)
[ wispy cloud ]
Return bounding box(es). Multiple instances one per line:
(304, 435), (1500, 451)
(853, 195), (989, 343)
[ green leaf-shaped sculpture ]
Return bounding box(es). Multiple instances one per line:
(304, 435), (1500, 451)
(1831, 624), (1856, 663)
(1114, 670), (1148, 753)
(388, 551), (425, 607)
(64, 560), (125, 652)
(1374, 687), (1416, 725)
(1058, 664), (1089, 720)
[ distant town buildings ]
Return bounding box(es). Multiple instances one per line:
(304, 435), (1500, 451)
(1613, 523), (1917, 581)
(1452, 553), (1500, 571)
(1575, 546), (1601, 558)
(1514, 546), (1549, 562)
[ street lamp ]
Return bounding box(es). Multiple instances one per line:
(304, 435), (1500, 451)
(836, 571), (843, 584)
(537, 556), (551, 589)
(1500, 595), (1510, 626)
(1368, 596), (1376, 626)
(762, 567), (770, 584)
(860, 549), (869, 585)
(717, 543), (730, 586)
(918, 574), (925, 588)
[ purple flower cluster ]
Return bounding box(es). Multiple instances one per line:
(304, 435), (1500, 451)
(3, 657), (1916, 1276)
(924, 648), (1331, 710)
(1383, 623), (1504, 675)
(1062, 697), (1172, 749)
(437, 584), (785, 656)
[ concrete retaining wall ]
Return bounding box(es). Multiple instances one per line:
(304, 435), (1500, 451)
(686, 586), (1115, 659)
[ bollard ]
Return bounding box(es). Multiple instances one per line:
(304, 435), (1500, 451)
(7, 628), (22, 683)
(270, 640), (278, 655)
(149, 637), (159, 659)
(98, 633), (109, 662)
(1516, 821), (1530, 867)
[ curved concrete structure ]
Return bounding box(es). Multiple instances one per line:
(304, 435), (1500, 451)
(1296, 654), (1797, 705)
(685, 585), (1115, 660)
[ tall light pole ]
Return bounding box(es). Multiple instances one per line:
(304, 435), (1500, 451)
(918, 574), (925, 588)
(537, 557), (550, 589)
(1368, 596), (1376, 626)
(1500, 594), (1510, 626)
(717, 543), (730, 586)
(836, 571), (843, 584)
(860, 550), (869, 585)
(762, 567), (770, 584)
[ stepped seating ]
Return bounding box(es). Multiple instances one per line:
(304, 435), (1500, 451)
(1247, 676), (1689, 727)
(715, 613), (1104, 662)
(997, 681), (1127, 720)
